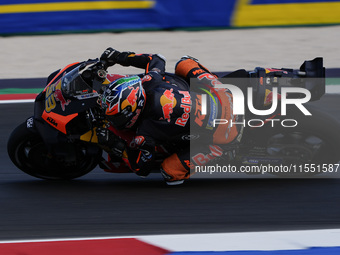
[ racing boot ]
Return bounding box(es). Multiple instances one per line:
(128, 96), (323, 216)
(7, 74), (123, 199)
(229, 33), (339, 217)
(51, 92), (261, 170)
(160, 167), (184, 186)
(175, 55), (218, 81)
(160, 153), (191, 185)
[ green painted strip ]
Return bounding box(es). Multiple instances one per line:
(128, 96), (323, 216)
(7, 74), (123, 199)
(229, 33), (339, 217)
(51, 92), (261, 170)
(0, 88), (42, 94)
(326, 78), (340, 85)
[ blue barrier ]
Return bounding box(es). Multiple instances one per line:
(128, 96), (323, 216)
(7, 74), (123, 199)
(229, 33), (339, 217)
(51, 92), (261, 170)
(0, 0), (237, 35)
(1, 0), (340, 35)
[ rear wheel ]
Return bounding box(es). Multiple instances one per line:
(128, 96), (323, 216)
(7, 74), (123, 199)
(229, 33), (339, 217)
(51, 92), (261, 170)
(243, 105), (340, 176)
(7, 121), (102, 180)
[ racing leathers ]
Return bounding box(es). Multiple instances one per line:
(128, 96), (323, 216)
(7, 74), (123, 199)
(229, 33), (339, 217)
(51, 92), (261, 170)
(103, 50), (240, 184)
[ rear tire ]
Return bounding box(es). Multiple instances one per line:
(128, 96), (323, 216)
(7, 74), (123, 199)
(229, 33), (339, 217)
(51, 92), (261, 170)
(244, 105), (340, 177)
(7, 121), (102, 180)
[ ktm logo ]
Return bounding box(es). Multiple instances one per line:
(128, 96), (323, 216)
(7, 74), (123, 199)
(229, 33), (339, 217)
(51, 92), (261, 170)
(47, 117), (58, 127)
(192, 69), (204, 75)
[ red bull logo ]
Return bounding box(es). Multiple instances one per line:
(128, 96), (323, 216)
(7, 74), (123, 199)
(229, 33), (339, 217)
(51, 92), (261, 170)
(54, 88), (71, 111)
(265, 68), (288, 74)
(264, 89), (282, 107)
(160, 88), (177, 122)
(175, 90), (191, 127)
(121, 86), (139, 112)
(45, 78), (71, 112)
(192, 145), (224, 166)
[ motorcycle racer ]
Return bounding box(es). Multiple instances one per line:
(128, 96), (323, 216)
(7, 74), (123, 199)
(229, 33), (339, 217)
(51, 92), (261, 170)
(99, 48), (240, 185)
(7, 47), (328, 182)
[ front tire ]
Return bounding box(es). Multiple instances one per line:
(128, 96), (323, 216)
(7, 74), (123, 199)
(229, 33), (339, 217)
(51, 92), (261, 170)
(7, 121), (102, 180)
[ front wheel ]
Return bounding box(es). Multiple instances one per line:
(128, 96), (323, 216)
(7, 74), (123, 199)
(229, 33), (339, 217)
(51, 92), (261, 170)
(7, 120), (102, 180)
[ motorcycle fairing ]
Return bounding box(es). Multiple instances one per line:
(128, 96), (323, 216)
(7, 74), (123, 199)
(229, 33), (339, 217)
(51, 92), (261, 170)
(42, 110), (78, 134)
(45, 77), (71, 113)
(43, 62), (81, 93)
(80, 128), (99, 143)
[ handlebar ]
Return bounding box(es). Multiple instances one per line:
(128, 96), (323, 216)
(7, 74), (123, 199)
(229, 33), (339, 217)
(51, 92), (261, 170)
(80, 59), (109, 84)
(61, 59), (111, 97)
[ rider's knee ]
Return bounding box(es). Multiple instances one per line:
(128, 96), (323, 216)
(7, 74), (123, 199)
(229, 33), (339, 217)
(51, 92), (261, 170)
(161, 153), (191, 183)
(175, 56), (202, 79)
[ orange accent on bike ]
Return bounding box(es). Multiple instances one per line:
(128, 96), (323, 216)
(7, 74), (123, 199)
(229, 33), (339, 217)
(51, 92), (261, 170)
(136, 151), (142, 164)
(260, 77), (264, 85)
(42, 110), (78, 134)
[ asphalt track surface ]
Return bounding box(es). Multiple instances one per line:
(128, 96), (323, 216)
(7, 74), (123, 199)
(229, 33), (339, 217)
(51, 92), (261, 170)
(0, 95), (340, 241)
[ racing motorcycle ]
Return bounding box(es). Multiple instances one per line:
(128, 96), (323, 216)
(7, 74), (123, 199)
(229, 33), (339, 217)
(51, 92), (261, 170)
(7, 57), (340, 180)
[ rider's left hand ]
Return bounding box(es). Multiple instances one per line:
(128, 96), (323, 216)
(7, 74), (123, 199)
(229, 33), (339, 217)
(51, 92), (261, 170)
(100, 48), (121, 67)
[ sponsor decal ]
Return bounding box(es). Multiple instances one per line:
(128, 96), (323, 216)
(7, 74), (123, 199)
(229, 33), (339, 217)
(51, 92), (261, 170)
(134, 135), (145, 146)
(197, 73), (222, 87)
(192, 145), (224, 166)
(263, 89), (282, 107)
(126, 108), (142, 128)
(74, 93), (98, 100)
(192, 68), (204, 75)
(175, 90), (191, 127)
(26, 117), (34, 128)
(54, 88), (71, 111)
(181, 134), (200, 141)
(46, 116), (58, 127)
(142, 75), (152, 83)
(121, 86), (139, 112)
(45, 77), (71, 112)
(265, 68), (288, 74)
(160, 88), (176, 122)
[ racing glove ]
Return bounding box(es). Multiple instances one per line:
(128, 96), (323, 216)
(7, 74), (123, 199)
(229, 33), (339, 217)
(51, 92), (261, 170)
(123, 135), (156, 177)
(100, 47), (121, 67)
(96, 127), (126, 158)
(116, 51), (137, 66)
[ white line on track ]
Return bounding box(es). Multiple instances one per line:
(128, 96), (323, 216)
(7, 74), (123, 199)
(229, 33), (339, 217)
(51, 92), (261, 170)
(1, 229), (340, 251)
(0, 99), (35, 104)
